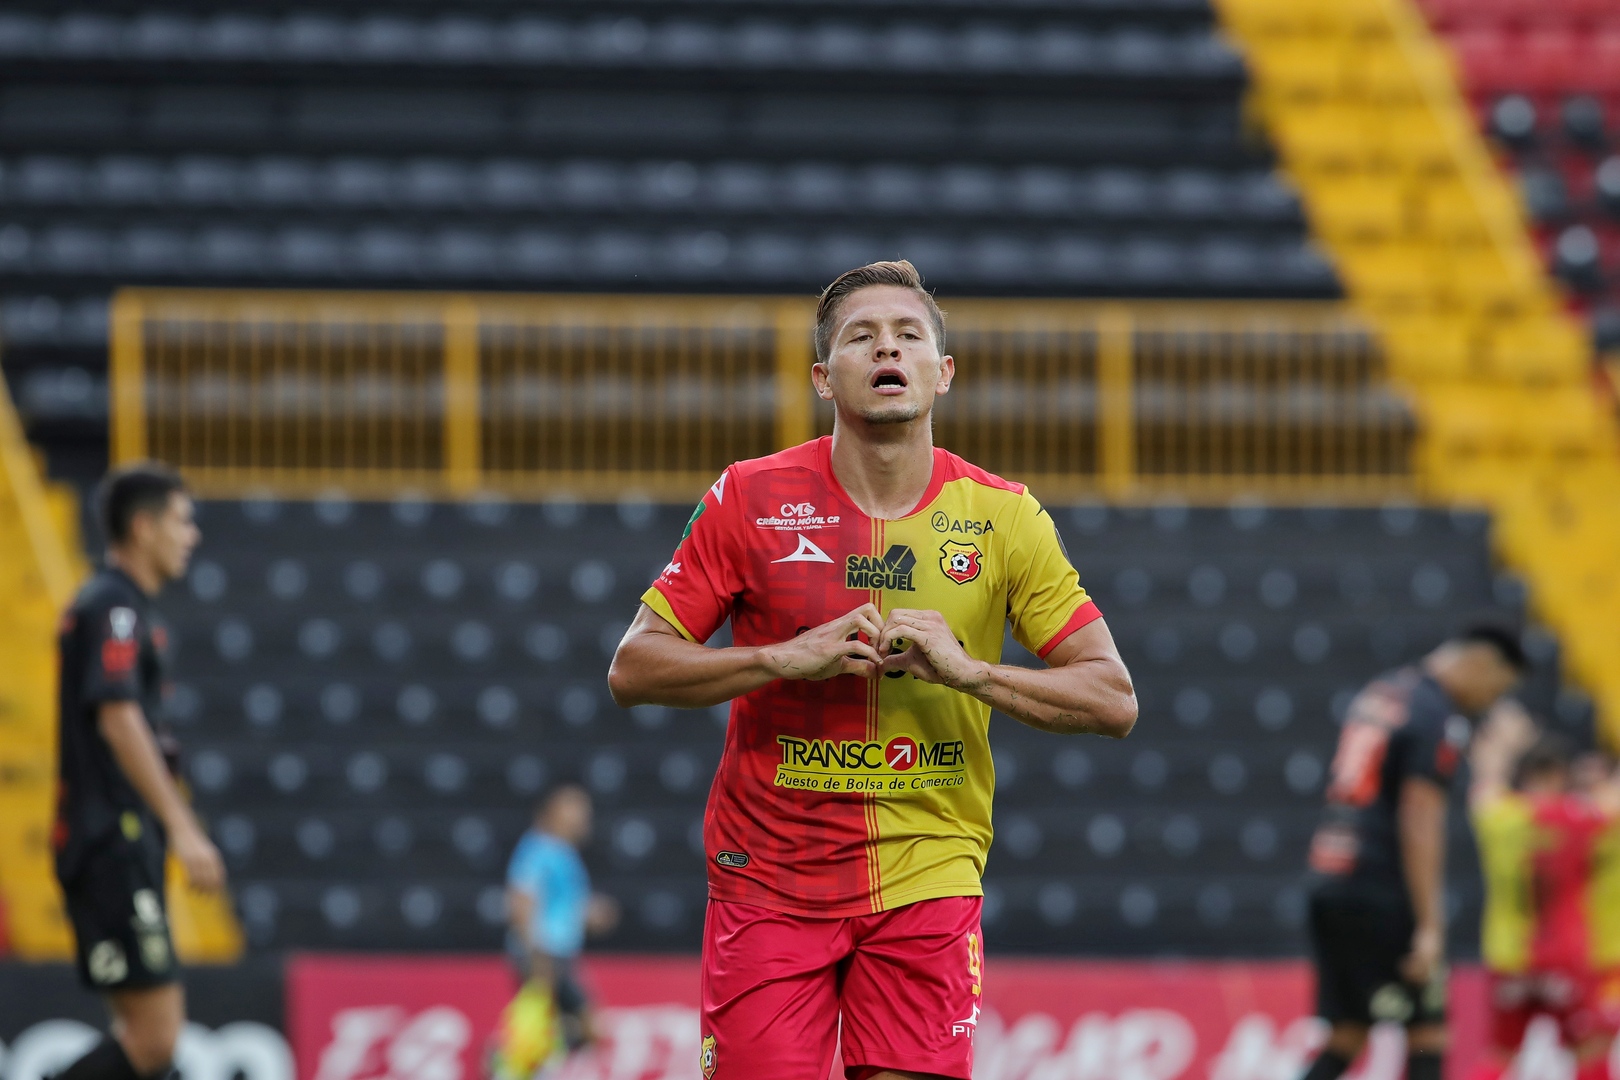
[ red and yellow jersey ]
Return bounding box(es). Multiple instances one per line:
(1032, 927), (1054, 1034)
(642, 437), (1099, 918)
(1475, 792), (1620, 974)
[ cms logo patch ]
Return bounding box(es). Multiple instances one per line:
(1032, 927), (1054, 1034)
(700, 1033), (717, 1078)
(939, 541), (982, 584)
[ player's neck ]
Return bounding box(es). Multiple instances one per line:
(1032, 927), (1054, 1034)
(828, 416), (935, 520)
(106, 548), (164, 597)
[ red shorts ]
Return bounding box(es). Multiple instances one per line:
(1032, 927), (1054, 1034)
(700, 895), (983, 1080)
(1488, 968), (1620, 1050)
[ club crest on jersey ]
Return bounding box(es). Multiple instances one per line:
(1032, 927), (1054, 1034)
(939, 541), (982, 584)
(700, 1034), (717, 1079)
(109, 607), (137, 640)
(846, 545), (915, 591)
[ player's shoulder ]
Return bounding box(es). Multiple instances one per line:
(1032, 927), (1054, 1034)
(709, 440), (826, 506)
(936, 449), (1027, 497)
(72, 568), (140, 616)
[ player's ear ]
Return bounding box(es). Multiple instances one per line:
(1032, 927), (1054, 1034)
(935, 355), (955, 396)
(811, 361), (834, 401)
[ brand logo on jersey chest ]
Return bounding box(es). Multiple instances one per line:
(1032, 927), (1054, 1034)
(931, 511), (995, 536)
(846, 545), (915, 591)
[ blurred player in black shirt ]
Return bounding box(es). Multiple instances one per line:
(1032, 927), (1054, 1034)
(51, 463), (223, 1080)
(1294, 622), (1527, 1080)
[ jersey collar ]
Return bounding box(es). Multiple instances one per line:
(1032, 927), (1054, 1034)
(815, 435), (948, 522)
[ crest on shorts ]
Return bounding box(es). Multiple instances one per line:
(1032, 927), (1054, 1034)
(1369, 983), (1414, 1023)
(939, 541), (982, 585)
(700, 1034), (717, 1079)
(88, 940), (128, 985)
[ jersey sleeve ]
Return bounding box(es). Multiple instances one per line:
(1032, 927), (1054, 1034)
(506, 837), (542, 896)
(1004, 490), (1102, 660)
(1398, 711), (1465, 790)
(80, 601), (143, 707)
(640, 468), (746, 644)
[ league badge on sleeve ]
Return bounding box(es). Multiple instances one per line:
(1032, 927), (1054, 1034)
(939, 541), (982, 584)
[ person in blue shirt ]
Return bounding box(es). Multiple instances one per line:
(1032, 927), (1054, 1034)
(506, 785), (619, 1053)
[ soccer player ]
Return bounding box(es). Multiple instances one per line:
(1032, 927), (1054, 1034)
(1294, 623), (1528, 1080)
(50, 463), (223, 1080)
(609, 260), (1137, 1080)
(1469, 717), (1620, 1080)
(502, 785), (620, 1061)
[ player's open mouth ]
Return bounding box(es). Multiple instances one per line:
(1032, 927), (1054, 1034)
(870, 367), (908, 394)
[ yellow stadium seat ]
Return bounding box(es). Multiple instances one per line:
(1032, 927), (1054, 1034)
(166, 857), (245, 964)
(1310, 179), (1412, 241)
(1248, 43), (1346, 100)
(1216, 0), (1388, 37)
(1436, 251), (1542, 314)
(1417, 387), (1612, 464)
(1485, 316), (1590, 384)
(3, 878), (73, 959)
(1269, 103), (1386, 172)
(1379, 315), (1479, 381)
(1346, 43), (1427, 104)
(1337, 242), (1441, 311)
(1419, 179), (1495, 243)
(1377, 107), (1461, 173)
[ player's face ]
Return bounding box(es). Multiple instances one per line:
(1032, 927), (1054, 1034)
(1456, 647), (1521, 715)
(141, 492), (200, 584)
(813, 286), (954, 427)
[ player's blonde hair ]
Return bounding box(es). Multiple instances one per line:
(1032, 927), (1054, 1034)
(813, 260), (946, 364)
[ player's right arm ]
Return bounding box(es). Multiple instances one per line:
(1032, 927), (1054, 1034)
(608, 468), (884, 708)
(608, 602), (884, 708)
(1397, 774), (1447, 985)
(98, 701), (224, 891)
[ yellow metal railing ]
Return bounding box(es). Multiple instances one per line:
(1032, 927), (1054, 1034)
(112, 290), (1414, 501)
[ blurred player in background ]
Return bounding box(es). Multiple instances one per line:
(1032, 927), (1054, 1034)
(1294, 623), (1527, 1080)
(1469, 705), (1620, 1080)
(492, 785), (619, 1077)
(610, 260), (1137, 1080)
(49, 463), (224, 1080)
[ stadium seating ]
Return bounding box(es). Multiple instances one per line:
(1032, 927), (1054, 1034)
(1415, 0), (1620, 332)
(164, 497), (1578, 957)
(1219, 0), (1620, 744)
(0, 3), (1323, 301)
(0, 0), (1337, 487)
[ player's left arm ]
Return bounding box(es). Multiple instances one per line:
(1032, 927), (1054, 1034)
(877, 610), (1136, 738)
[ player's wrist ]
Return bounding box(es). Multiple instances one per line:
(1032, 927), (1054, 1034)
(752, 643), (786, 681)
(948, 658), (995, 695)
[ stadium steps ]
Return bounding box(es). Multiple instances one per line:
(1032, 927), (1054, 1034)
(1216, 0), (1620, 745)
(0, 370), (81, 958)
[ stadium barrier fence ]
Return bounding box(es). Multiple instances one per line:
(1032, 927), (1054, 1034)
(110, 290), (1415, 502)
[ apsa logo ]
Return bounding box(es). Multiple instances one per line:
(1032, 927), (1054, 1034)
(939, 541), (982, 584)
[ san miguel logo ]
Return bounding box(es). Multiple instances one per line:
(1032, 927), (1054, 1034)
(939, 541), (982, 584)
(846, 545), (916, 591)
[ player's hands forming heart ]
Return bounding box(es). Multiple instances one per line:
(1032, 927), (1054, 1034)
(761, 603), (885, 681)
(878, 609), (986, 691)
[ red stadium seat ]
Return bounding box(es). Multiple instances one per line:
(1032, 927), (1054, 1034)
(1590, 34), (1620, 95)
(1449, 28), (1516, 94)
(1523, 30), (1581, 95)
(1419, 0), (1474, 30)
